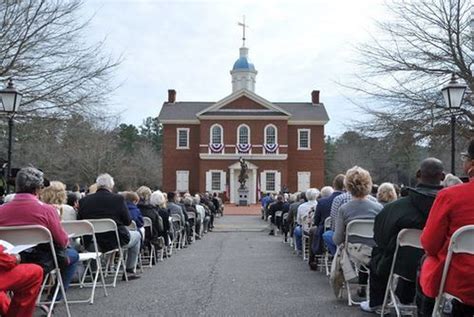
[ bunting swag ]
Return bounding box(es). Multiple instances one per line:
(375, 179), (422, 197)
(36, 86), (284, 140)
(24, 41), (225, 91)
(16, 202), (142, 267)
(263, 143), (279, 153)
(236, 143), (252, 153)
(209, 143), (225, 153)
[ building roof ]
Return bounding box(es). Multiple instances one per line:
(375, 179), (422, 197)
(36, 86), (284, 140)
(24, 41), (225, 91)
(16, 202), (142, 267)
(158, 101), (329, 124)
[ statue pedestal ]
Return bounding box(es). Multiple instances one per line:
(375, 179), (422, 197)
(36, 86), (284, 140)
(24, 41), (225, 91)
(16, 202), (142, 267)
(237, 187), (249, 206)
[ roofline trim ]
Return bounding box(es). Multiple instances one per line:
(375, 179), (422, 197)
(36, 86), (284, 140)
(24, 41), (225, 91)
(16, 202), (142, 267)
(287, 120), (329, 125)
(196, 89), (292, 117)
(199, 115), (289, 120)
(159, 119), (200, 124)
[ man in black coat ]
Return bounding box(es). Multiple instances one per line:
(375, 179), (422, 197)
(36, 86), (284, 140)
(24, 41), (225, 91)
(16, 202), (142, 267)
(78, 173), (141, 278)
(360, 158), (445, 312)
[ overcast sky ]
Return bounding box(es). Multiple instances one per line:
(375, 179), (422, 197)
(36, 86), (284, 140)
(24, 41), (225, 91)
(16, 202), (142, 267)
(83, 0), (386, 136)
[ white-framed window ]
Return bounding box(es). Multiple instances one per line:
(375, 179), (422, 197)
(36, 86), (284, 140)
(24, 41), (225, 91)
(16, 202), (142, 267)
(264, 124), (277, 144)
(298, 129), (311, 150)
(211, 172), (221, 191)
(260, 170), (281, 193)
(210, 124), (223, 144)
(176, 170), (189, 192)
(266, 172), (276, 192)
(237, 124), (250, 144)
(206, 170), (226, 192)
(176, 128), (189, 149)
(297, 171), (311, 192)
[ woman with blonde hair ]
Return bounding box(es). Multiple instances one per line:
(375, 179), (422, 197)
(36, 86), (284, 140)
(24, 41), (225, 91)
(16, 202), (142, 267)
(376, 182), (397, 205)
(40, 181), (76, 220)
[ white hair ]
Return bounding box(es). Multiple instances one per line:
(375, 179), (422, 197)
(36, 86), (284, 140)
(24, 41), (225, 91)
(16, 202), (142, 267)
(320, 186), (334, 198)
(306, 188), (320, 201)
(96, 173), (114, 190)
(193, 194), (201, 205)
(150, 190), (165, 207)
(3, 193), (15, 203)
(442, 173), (463, 187)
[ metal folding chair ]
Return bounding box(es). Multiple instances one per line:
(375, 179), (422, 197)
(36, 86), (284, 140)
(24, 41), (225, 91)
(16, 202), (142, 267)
(432, 225), (474, 317)
(0, 225), (71, 317)
(380, 229), (422, 316)
(142, 217), (157, 267)
(344, 219), (375, 306)
(61, 220), (108, 304)
(87, 219), (128, 287)
(321, 216), (332, 275)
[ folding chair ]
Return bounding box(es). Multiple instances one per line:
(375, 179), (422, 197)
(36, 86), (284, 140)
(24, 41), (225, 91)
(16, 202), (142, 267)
(142, 217), (157, 267)
(0, 225), (71, 317)
(344, 219), (375, 306)
(171, 214), (185, 250)
(301, 214), (309, 260)
(61, 220), (108, 304)
(87, 219), (128, 287)
(323, 216), (332, 275)
(432, 225), (474, 317)
(380, 228), (422, 316)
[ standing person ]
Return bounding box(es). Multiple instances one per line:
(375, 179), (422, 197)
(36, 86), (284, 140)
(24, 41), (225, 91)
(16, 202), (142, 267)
(0, 244), (43, 317)
(78, 174), (141, 280)
(416, 141), (474, 316)
(360, 158), (445, 313)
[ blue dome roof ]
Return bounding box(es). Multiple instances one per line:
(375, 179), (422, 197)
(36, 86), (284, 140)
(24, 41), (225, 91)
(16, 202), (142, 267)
(232, 57), (255, 71)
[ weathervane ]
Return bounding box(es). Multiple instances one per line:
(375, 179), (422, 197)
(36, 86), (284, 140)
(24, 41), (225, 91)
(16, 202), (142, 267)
(237, 15), (248, 47)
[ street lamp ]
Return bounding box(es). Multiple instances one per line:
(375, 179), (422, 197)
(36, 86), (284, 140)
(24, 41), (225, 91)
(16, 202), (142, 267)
(0, 78), (23, 193)
(441, 73), (467, 175)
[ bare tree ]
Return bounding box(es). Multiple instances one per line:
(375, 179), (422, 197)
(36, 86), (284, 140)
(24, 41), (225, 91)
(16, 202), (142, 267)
(0, 0), (120, 118)
(345, 0), (473, 140)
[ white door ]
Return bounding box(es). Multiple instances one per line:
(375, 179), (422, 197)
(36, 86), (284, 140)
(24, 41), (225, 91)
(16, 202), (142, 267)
(297, 172), (311, 192)
(176, 170), (189, 192)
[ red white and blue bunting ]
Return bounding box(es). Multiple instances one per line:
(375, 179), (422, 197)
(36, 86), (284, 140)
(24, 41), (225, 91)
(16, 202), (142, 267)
(209, 143), (225, 153)
(263, 143), (279, 153)
(236, 143), (252, 153)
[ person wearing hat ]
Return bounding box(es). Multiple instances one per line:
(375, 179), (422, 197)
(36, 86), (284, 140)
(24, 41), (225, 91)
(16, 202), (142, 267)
(416, 139), (474, 316)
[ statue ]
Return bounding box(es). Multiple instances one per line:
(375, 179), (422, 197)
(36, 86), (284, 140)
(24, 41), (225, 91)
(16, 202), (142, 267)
(238, 157), (248, 189)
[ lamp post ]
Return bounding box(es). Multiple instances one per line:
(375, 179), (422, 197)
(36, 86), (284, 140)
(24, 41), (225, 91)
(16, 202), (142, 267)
(0, 78), (23, 193)
(441, 73), (467, 175)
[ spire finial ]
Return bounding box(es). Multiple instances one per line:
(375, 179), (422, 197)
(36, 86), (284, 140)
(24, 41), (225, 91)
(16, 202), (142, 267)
(237, 15), (248, 47)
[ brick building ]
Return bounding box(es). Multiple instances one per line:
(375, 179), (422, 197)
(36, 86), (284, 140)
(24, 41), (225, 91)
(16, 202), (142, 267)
(158, 44), (329, 204)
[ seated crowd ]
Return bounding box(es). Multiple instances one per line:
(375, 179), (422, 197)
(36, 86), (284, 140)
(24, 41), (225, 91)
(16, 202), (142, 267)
(0, 169), (223, 316)
(262, 139), (474, 316)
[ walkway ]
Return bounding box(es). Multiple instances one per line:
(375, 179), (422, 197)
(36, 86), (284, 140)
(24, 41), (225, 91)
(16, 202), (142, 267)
(55, 216), (367, 316)
(223, 203), (261, 216)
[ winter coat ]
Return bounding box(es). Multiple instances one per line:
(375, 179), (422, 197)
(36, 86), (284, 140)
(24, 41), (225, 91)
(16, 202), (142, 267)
(137, 202), (162, 240)
(126, 201), (144, 229)
(420, 180), (474, 305)
(371, 184), (442, 281)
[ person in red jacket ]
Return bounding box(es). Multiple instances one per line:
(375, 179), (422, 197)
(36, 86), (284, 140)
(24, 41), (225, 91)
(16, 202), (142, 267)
(417, 139), (474, 316)
(0, 244), (43, 317)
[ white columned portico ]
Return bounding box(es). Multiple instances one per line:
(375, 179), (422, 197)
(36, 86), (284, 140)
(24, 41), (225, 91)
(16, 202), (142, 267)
(228, 161), (258, 204)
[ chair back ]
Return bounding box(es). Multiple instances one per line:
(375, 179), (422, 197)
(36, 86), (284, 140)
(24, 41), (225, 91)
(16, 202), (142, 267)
(87, 219), (118, 234)
(433, 225), (474, 317)
(143, 217), (152, 229)
(0, 225), (53, 246)
(397, 228), (422, 249)
(345, 219), (374, 244)
(324, 217), (331, 231)
(171, 214), (181, 223)
(128, 220), (137, 231)
(61, 220), (95, 238)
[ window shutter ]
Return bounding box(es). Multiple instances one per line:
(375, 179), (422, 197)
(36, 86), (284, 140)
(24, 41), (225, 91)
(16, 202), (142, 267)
(275, 171), (281, 193)
(260, 172), (266, 193)
(206, 171), (211, 192)
(220, 171), (226, 192)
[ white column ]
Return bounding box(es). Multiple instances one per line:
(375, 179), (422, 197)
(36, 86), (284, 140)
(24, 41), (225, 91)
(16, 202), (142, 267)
(252, 168), (257, 204)
(229, 168), (234, 203)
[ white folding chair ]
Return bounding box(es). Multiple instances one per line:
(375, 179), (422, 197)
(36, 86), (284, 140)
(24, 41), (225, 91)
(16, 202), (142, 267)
(142, 217), (157, 267)
(61, 220), (108, 304)
(126, 220), (143, 273)
(432, 225), (474, 317)
(0, 225), (71, 317)
(301, 215), (309, 261)
(344, 219), (375, 306)
(380, 229), (423, 316)
(323, 216), (332, 275)
(88, 219), (128, 287)
(171, 214), (185, 250)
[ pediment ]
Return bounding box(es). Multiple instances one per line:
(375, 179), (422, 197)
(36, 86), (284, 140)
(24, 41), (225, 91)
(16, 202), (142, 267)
(196, 89), (291, 117)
